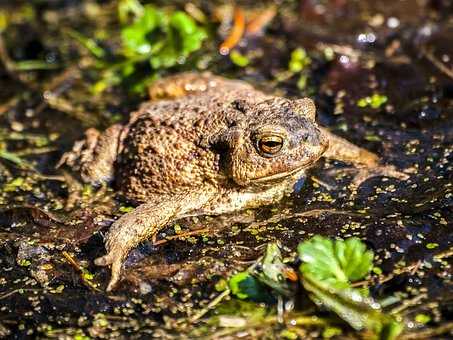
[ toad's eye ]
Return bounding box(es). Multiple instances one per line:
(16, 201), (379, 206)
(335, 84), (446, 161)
(257, 135), (284, 156)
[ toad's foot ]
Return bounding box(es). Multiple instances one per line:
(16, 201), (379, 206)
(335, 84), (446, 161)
(57, 128), (100, 170)
(57, 125), (123, 185)
(320, 127), (409, 188)
(325, 163), (409, 187)
(350, 164), (409, 188)
(93, 200), (176, 292)
(94, 192), (214, 291)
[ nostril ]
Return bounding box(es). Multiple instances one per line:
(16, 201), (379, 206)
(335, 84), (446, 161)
(306, 132), (322, 146)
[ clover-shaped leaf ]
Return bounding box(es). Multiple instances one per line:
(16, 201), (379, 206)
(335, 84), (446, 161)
(298, 236), (373, 285)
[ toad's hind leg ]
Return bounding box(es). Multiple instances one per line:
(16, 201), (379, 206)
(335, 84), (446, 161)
(321, 128), (379, 167)
(148, 72), (253, 100)
(320, 128), (409, 187)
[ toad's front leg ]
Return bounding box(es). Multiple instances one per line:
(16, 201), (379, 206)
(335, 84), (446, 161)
(94, 191), (214, 291)
(58, 124), (124, 185)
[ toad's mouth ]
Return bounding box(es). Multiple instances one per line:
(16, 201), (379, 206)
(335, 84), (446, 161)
(250, 159), (314, 183)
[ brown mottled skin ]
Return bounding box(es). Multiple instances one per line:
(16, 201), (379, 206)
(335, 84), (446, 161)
(60, 73), (407, 291)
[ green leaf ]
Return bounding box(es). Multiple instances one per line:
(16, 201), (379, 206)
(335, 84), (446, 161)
(228, 272), (268, 301)
(150, 36), (178, 69)
(120, 6), (206, 70)
(118, 0), (144, 24)
(81, 3), (208, 94)
(68, 29), (106, 59)
(296, 74), (307, 90)
(415, 313), (431, 324)
(0, 10), (7, 33)
(230, 50), (250, 67)
(210, 299), (268, 325)
(336, 237), (374, 281)
(170, 11), (206, 55)
(302, 272), (403, 338)
(150, 11), (206, 69)
(298, 236), (403, 339)
(288, 47), (311, 73)
(121, 5), (160, 56)
(0, 150), (33, 169)
(357, 94), (388, 109)
(14, 60), (60, 71)
(298, 236), (373, 285)
(3, 177), (33, 192)
(228, 243), (295, 302)
(215, 278), (229, 292)
(426, 242), (438, 249)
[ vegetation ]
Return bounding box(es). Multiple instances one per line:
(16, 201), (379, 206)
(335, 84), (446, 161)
(74, 0), (207, 93)
(221, 237), (403, 339)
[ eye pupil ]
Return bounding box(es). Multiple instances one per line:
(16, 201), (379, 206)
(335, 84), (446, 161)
(263, 141), (280, 147)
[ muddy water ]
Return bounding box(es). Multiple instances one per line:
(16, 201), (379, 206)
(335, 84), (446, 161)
(0, 0), (451, 338)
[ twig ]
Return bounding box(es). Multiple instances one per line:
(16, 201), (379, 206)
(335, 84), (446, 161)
(245, 5), (277, 36)
(62, 251), (101, 292)
(400, 322), (453, 340)
(390, 293), (427, 315)
(422, 46), (453, 79)
(34, 174), (66, 182)
(190, 289), (231, 323)
(316, 42), (362, 62)
(0, 96), (20, 116)
(153, 228), (211, 246)
(34, 66), (80, 115)
(184, 3), (207, 23)
(205, 313), (328, 339)
(0, 288), (38, 300)
(434, 248), (453, 260)
(374, 259), (436, 287)
(14, 146), (58, 156)
(219, 7), (245, 55)
(0, 289), (22, 300)
(0, 32), (15, 75)
(409, 260), (422, 276)
(42, 94), (99, 126)
(0, 33), (39, 89)
(310, 176), (334, 190)
(244, 208), (363, 231)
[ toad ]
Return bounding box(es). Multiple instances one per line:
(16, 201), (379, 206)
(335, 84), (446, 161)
(60, 73), (407, 291)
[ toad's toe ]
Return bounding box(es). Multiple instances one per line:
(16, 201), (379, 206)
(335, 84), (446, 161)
(94, 252), (124, 291)
(106, 257), (124, 291)
(94, 253), (114, 266)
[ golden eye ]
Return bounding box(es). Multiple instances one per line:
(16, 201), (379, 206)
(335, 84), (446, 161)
(258, 135), (284, 156)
